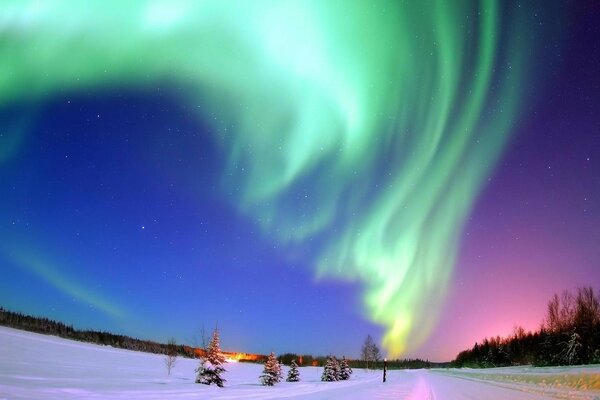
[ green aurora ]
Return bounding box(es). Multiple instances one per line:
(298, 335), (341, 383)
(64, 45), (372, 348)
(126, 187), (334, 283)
(1, 1), (536, 356)
(6, 248), (125, 320)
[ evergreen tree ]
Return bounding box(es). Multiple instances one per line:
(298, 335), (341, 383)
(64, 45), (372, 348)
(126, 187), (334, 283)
(196, 328), (227, 387)
(564, 331), (582, 365)
(593, 348), (600, 364)
(286, 359), (300, 382)
(333, 356), (341, 379)
(321, 356), (339, 382)
(260, 352), (282, 386)
(339, 356), (352, 380)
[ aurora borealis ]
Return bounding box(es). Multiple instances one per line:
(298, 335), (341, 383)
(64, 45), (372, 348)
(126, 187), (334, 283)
(1, 1), (598, 360)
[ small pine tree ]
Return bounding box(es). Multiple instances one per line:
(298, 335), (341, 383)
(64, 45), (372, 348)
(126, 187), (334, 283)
(565, 331), (582, 365)
(321, 356), (339, 382)
(286, 359), (300, 382)
(592, 348), (600, 364)
(196, 328), (227, 387)
(260, 352), (282, 386)
(333, 357), (341, 380)
(339, 356), (352, 380)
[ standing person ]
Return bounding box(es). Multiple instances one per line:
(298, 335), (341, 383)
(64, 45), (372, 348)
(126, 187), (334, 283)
(383, 358), (387, 383)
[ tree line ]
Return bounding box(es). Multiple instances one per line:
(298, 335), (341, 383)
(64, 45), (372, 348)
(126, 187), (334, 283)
(454, 287), (600, 367)
(272, 353), (435, 369)
(272, 335), (440, 370)
(0, 307), (437, 370)
(0, 307), (195, 358)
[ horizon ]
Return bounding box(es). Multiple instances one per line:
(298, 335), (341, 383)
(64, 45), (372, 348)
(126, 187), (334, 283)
(1, 0), (599, 363)
(3, 304), (539, 363)
(0, 302), (553, 363)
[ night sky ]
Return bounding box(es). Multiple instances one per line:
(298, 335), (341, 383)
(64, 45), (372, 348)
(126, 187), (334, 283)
(1, 1), (598, 361)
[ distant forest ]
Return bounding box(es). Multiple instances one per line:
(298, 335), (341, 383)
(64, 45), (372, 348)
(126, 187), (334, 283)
(0, 306), (439, 369)
(0, 307), (195, 358)
(273, 353), (442, 370)
(454, 287), (600, 367)
(5, 286), (598, 370)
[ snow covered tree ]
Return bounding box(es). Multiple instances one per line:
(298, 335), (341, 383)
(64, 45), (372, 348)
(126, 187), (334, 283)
(286, 359), (300, 382)
(333, 356), (341, 379)
(321, 356), (340, 381)
(260, 352), (282, 386)
(196, 327), (227, 387)
(164, 337), (177, 375)
(565, 331), (582, 365)
(339, 356), (352, 380)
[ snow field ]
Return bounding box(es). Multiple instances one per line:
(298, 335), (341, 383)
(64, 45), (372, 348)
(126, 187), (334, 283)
(1, 327), (600, 399)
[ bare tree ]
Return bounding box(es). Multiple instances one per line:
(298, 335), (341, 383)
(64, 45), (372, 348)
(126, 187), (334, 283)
(195, 326), (208, 355)
(164, 337), (178, 375)
(361, 335), (381, 370)
(560, 290), (576, 330)
(545, 294), (561, 333)
(575, 287), (600, 329)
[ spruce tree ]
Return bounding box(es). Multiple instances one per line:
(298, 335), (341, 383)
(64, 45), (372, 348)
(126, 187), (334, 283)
(260, 352), (282, 386)
(593, 348), (600, 364)
(565, 331), (582, 365)
(333, 357), (341, 380)
(286, 359), (300, 382)
(339, 356), (353, 380)
(321, 356), (339, 382)
(196, 327), (227, 387)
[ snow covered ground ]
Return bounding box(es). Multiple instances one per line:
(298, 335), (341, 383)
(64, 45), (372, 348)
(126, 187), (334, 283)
(1, 327), (599, 399)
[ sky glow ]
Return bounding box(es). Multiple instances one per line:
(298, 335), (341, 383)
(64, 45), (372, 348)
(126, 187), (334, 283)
(1, 1), (584, 359)
(0, 0), (595, 357)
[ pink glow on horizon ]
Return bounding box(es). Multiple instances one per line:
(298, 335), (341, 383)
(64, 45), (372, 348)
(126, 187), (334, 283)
(406, 207), (596, 362)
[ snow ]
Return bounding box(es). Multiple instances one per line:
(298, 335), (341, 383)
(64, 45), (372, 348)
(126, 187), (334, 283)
(1, 327), (600, 399)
